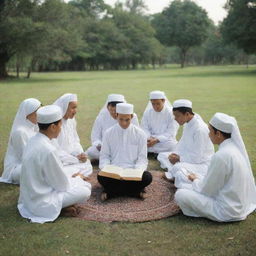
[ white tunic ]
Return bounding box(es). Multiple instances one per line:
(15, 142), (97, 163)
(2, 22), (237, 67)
(18, 133), (91, 224)
(99, 123), (148, 171)
(175, 139), (256, 222)
(87, 109), (139, 160)
(1, 121), (38, 184)
(157, 114), (214, 187)
(141, 105), (179, 153)
(53, 118), (92, 176)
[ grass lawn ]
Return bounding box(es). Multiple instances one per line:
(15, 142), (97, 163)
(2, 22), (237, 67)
(0, 65), (256, 256)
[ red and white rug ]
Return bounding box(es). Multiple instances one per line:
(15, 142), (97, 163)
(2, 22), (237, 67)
(78, 171), (180, 223)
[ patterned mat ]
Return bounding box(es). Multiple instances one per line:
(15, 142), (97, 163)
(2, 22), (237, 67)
(78, 171), (180, 223)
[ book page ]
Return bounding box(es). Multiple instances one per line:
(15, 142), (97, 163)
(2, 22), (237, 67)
(101, 165), (123, 175)
(120, 168), (144, 179)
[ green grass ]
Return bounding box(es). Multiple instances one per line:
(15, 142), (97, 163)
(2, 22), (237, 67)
(0, 65), (256, 256)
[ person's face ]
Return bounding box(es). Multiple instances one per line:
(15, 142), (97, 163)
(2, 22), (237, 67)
(151, 99), (165, 112)
(107, 105), (117, 119)
(173, 110), (189, 125)
(51, 120), (62, 138)
(117, 113), (133, 129)
(208, 124), (219, 145)
(26, 111), (37, 124)
(64, 101), (77, 119)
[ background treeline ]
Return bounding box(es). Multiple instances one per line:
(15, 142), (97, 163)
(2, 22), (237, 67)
(1, 0), (256, 78)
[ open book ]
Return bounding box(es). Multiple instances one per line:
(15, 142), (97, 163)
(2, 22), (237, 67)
(98, 165), (144, 181)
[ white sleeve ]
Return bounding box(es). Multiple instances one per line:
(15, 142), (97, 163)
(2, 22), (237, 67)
(11, 130), (30, 160)
(155, 117), (179, 143)
(135, 132), (148, 171)
(71, 119), (84, 155)
(91, 115), (103, 147)
(99, 132), (111, 169)
(44, 151), (70, 192)
(192, 154), (229, 196)
(180, 128), (208, 164)
(140, 111), (151, 139)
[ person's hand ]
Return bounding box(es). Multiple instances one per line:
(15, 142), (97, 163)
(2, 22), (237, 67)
(77, 153), (87, 163)
(188, 173), (197, 182)
(147, 137), (159, 147)
(96, 145), (101, 151)
(72, 172), (91, 182)
(168, 153), (180, 164)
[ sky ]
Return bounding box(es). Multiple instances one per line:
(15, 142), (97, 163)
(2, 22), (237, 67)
(104, 0), (228, 24)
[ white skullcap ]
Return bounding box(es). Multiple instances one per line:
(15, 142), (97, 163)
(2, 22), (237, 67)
(209, 112), (234, 133)
(149, 90), (166, 100)
(173, 99), (192, 109)
(37, 105), (62, 124)
(116, 103), (134, 114)
(107, 94), (125, 103)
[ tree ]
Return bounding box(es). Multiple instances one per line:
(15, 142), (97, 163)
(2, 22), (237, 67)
(221, 0), (256, 54)
(152, 0), (210, 68)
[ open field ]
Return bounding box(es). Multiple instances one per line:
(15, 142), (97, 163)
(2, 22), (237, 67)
(0, 65), (256, 255)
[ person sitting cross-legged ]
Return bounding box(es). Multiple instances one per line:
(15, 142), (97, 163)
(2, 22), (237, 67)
(98, 103), (152, 200)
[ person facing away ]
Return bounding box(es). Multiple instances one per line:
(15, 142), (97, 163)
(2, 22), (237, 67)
(98, 103), (152, 200)
(157, 99), (214, 189)
(175, 112), (256, 222)
(86, 94), (139, 161)
(0, 98), (41, 184)
(52, 93), (92, 176)
(18, 105), (91, 224)
(141, 90), (179, 154)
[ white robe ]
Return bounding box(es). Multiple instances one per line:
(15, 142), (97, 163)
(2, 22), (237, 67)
(87, 110), (139, 160)
(157, 114), (214, 188)
(175, 139), (256, 222)
(53, 118), (92, 176)
(99, 123), (148, 171)
(141, 105), (179, 153)
(0, 120), (38, 184)
(18, 133), (91, 224)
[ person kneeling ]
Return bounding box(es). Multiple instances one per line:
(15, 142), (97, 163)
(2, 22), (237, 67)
(18, 105), (91, 224)
(98, 103), (152, 200)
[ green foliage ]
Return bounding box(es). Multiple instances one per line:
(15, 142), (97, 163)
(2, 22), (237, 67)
(221, 0), (256, 54)
(152, 0), (210, 67)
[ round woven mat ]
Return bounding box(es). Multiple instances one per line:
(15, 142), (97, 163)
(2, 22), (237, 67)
(78, 171), (180, 223)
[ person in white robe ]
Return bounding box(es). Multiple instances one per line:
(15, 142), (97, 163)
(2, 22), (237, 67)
(98, 103), (152, 200)
(175, 112), (256, 222)
(53, 93), (92, 176)
(141, 91), (179, 154)
(18, 105), (91, 224)
(86, 94), (139, 160)
(157, 99), (214, 189)
(0, 98), (41, 184)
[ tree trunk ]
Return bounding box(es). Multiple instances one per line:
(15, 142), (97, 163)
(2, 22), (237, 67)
(0, 52), (9, 78)
(180, 48), (187, 68)
(16, 61), (20, 78)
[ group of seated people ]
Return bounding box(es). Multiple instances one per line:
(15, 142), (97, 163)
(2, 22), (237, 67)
(0, 91), (256, 224)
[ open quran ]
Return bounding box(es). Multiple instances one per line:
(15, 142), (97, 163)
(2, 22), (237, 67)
(98, 165), (144, 181)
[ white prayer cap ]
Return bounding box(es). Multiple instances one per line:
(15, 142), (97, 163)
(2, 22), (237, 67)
(149, 90), (166, 100)
(173, 99), (192, 109)
(116, 103), (134, 114)
(209, 112), (234, 133)
(107, 94), (125, 103)
(37, 105), (62, 124)
(209, 112), (251, 170)
(53, 93), (77, 117)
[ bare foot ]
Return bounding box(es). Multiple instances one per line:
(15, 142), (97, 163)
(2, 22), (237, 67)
(162, 173), (174, 182)
(60, 205), (79, 217)
(139, 191), (147, 200)
(100, 192), (108, 201)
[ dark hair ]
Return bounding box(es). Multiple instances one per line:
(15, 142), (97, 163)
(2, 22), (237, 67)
(107, 101), (123, 107)
(38, 119), (61, 131)
(210, 124), (231, 139)
(173, 107), (194, 115)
